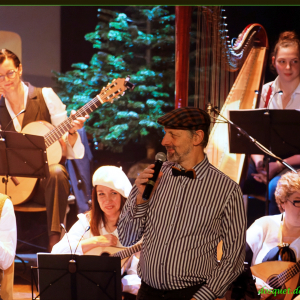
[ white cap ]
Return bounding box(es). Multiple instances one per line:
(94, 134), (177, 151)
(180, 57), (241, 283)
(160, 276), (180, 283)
(92, 166), (132, 198)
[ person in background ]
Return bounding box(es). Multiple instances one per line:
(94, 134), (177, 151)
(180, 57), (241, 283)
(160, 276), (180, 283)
(0, 194), (16, 271)
(246, 170), (300, 299)
(52, 165), (141, 297)
(0, 193), (16, 300)
(243, 31), (300, 215)
(0, 49), (89, 251)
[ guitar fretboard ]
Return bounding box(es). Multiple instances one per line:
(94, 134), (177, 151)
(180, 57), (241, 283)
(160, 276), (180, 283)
(111, 243), (142, 260)
(269, 260), (300, 288)
(44, 95), (102, 148)
(43, 77), (132, 148)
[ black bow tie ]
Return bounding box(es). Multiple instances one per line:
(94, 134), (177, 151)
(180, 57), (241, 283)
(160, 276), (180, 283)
(172, 166), (196, 179)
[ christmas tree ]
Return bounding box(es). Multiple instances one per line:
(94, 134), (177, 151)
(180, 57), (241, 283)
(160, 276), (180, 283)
(53, 6), (175, 153)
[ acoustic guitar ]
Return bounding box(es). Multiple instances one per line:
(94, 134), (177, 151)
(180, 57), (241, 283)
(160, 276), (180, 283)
(0, 77), (135, 205)
(85, 242), (142, 268)
(251, 260), (300, 300)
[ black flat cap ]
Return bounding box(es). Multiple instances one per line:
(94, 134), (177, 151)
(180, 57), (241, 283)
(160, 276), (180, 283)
(157, 107), (211, 130)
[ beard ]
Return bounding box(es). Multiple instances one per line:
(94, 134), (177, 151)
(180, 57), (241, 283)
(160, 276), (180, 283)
(166, 145), (193, 164)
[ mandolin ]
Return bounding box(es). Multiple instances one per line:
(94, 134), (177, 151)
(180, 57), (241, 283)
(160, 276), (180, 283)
(0, 77), (135, 205)
(251, 260), (300, 300)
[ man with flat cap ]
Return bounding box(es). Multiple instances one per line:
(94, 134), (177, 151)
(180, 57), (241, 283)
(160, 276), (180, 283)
(118, 107), (246, 300)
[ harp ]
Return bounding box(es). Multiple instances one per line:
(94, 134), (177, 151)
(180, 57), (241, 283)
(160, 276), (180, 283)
(175, 7), (269, 184)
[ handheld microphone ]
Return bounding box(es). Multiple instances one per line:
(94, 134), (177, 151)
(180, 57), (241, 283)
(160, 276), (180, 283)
(3, 109), (26, 132)
(142, 152), (166, 201)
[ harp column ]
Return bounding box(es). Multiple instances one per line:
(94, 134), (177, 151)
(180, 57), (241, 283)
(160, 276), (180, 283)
(175, 6), (192, 109)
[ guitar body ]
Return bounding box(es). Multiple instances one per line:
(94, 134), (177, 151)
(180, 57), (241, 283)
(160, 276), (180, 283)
(85, 246), (128, 267)
(0, 77), (135, 205)
(0, 121), (66, 205)
(85, 246), (125, 256)
(251, 261), (300, 300)
(85, 243), (142, 268)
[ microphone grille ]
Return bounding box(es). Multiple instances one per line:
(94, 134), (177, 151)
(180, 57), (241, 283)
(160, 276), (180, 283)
(155, 152), (167, 162)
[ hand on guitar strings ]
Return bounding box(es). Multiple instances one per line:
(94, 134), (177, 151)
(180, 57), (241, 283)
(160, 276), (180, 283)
(68, 109), (89, 145)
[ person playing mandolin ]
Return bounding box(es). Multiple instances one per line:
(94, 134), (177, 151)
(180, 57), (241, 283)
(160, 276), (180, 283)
(0, 49), (89, 252)
(247, 170), (300, 299)
(52, 165), (142, 297)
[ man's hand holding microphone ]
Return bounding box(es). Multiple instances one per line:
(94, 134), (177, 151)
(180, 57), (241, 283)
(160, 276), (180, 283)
(135, 152), (166, 205)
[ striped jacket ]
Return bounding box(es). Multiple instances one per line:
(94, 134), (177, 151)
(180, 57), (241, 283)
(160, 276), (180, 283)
(118, 156), (246, 300)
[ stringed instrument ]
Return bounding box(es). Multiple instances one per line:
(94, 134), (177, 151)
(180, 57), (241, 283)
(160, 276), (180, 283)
(85, 242), (142, 268)
(1, 77), (135, 205)
(175, 7), (269, 184)
(251, 261), (300, 300)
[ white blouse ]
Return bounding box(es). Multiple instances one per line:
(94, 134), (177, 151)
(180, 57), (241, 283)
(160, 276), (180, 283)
(0, 198), (17, 270)
(259, 77), (300, 109)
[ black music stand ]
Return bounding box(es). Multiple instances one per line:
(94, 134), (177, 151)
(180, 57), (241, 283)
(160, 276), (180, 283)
(0, 131), (49, 194)
(228, 109), (300, 214)
(35, 253), (122, 300)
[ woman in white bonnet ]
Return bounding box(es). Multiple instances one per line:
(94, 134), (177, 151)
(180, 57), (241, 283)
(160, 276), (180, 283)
(52, 166), (141, 297)
(52, 165), (132, 254)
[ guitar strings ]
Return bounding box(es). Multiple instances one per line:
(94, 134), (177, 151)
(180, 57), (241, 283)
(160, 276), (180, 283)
(44, 95), (101, 147)
(267, 262), (300, 288)
(44, 79), (127, 147)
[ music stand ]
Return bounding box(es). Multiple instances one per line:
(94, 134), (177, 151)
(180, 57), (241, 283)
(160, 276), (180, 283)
(228, 109), (300, 214)
(0, 131), (49, 194)
(35, 253), (122, 300)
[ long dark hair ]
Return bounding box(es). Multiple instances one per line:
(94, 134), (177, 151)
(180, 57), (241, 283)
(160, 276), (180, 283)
(89, 186), (126, 236)
(0, 49), (21, 68)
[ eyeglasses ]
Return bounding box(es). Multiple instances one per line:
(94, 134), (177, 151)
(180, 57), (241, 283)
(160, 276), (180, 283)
(286, 199), (300, 207)
(0, 69), (18, 82)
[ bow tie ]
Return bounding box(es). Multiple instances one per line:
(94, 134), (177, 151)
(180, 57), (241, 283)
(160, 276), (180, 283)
(171, 166), (196, 179)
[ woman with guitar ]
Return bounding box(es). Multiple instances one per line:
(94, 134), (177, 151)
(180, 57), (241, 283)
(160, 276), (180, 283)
(246, 170), (300, 299)
(243, 31), (300, 215)
(0, 49), (89, 251)
(52, 165), (141, 297)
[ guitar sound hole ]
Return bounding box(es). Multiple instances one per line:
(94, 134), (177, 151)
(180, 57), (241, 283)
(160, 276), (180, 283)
(101, 252), (110, 257)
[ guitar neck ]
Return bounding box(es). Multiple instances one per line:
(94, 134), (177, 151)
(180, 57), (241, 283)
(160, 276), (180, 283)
(275, 260), (300, 288)
(43, 76), (135, 148)
(111, 243), (142, 260)
(44, 96), (102, 148)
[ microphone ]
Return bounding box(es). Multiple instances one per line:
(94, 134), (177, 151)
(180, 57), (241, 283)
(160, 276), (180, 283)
(142, 152), (166, 201)
(60, 223), (77, 274)
(266, 90), (283, 110)
(74, 225), (90, 255)
(60, 223), (73, 255)
(3, 109), (26, 132)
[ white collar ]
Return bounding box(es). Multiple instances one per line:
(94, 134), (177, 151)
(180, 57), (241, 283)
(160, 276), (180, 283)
(4, 82), (28, 132)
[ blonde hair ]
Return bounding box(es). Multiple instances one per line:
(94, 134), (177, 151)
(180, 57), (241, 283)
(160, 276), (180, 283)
(275, 170), (300, 212)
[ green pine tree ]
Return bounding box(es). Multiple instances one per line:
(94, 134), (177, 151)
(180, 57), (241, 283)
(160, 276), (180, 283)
(53, 6), (175, 153)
